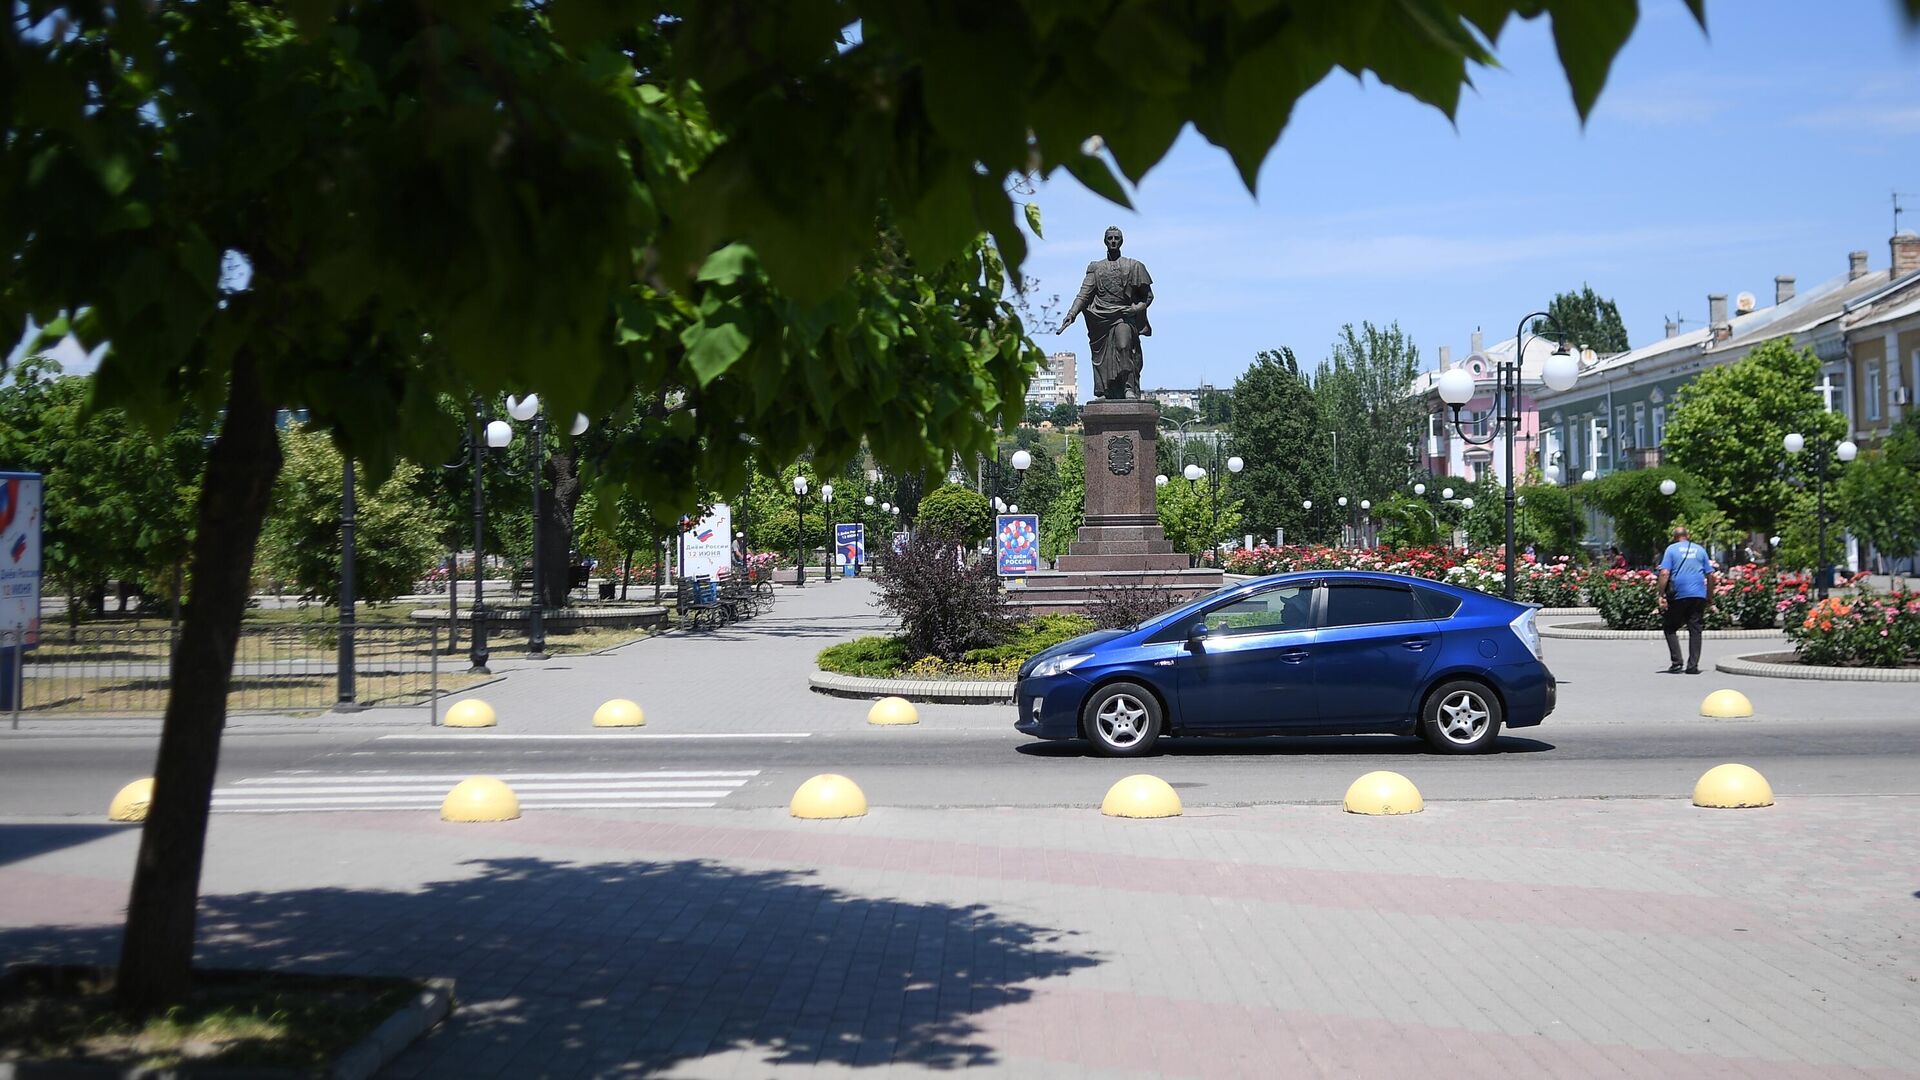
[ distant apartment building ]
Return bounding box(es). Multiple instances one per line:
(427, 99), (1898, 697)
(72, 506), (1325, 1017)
(1026, 351), (1079, 406)
(1142, 382), (1214, 413)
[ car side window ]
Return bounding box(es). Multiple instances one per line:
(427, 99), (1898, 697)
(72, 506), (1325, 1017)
(1202, 585), (1312, 637)
(1414, 587), (1462, 620)
(1322, 583), (1425, 628)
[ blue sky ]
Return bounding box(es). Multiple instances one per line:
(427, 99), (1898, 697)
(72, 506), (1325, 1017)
(1024, 1), (1920, 392)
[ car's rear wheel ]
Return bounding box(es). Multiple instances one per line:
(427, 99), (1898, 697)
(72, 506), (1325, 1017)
(1082, 682), (1163, 757)
(1421, 680), (1502, 754)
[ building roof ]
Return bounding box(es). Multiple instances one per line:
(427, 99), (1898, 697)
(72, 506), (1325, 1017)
(1407, 331), (1586, 398)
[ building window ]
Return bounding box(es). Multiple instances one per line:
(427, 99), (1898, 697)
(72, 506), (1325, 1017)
(1651, 406), (1666, 447)
(1632, 403), (1646, 453)
(1615, 407), (1629, 456)
(1866, 362), (1882, 423)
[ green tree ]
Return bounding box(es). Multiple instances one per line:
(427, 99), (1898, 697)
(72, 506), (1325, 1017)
(1158, 474), (1244, 560)
(1662, 339), (1847, 538)
(1006, 443), (1060, 526)
(1838, 412), (1920, 569)
(1577, 466), (1715, 564)
(1160, 404), (1198, 425)
(1374, 493), (1443, 548)
(1313, 322), (1426, 509)
(1533, 284), (1629, 353)
(1048, 401), (1081, 428)
(916, 484), (993, 544)
(1198, 387), (1233, 427)
(259, 424), (441, 603)
(1462, 478), (1586, 557)
(1041, 439), (1085, 560)
(2, 0), (1714, 1013)
(0, 356), (204, 619)
(1229, 348), (1331, 542)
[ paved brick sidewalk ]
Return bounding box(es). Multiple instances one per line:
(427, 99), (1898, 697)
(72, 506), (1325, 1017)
(4, 794), (1916, 1077)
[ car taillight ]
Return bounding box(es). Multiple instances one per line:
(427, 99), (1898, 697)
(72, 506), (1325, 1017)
(1509, 608), (1542, 661)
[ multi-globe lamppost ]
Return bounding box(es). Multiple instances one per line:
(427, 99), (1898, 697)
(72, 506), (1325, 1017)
(503, 394), (589, 660)
(1435, 310), (1580, 601)
(1783, 431), (1857, 599)
(791, 474), (810, 587)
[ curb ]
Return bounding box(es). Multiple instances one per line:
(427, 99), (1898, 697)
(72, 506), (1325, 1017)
(1540, 622), (1784, 641)
(329, 977), (455, 1080)
(0, 972), (452, 1080)
(1536, 606), (1599, 617)
(1716, 653), (1920, 683)
(809, 670), (1013, 703)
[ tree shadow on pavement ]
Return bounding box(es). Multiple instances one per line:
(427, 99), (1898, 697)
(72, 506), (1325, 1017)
(0, 824), (126, 868)
(0, 855), (1098, 1074)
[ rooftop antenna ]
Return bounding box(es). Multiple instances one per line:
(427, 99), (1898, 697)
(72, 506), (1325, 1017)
(1898, 190), (1920, 235)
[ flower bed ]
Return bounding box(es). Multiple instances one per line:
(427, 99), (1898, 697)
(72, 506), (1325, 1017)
(1224, 545), (1593, 606)
(1589, 566), (1804, 631)
(1781, 590), (1920, 667)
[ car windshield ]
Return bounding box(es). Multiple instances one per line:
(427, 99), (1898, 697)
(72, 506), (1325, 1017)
(1138, 579), (1271, 631)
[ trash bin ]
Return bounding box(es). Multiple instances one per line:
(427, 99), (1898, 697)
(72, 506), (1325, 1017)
(598, 582), (616, 600)
(843, 564), (856, 578)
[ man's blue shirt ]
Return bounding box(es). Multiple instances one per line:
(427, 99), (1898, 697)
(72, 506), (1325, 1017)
(1659, 541), (1714, 600)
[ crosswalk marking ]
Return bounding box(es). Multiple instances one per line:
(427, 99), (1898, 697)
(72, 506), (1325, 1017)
(210, 769), (761, 813)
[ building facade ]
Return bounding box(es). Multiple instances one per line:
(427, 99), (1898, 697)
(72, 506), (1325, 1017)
(1025, 351), (1079, 406)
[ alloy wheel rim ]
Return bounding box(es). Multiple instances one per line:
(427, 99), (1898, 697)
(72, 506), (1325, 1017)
(1096, 694), (1150, 747)
(1436, 690), (1490, 744)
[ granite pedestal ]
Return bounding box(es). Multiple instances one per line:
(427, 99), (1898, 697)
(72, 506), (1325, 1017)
(1006, 400), (1224, 614)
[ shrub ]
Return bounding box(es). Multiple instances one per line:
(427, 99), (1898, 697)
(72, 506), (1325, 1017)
(914, 484), (994, 544)
(817, 635), (914, 677)
(961, 614), (1096, 665)
(1590, 569), (1663, 630)
(872, 529), (1009, 660)
(1783, 590), (1920, 667)
(1088, 584), (1184, 630)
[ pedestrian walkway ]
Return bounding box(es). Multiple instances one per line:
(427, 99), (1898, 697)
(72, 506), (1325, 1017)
(2, 795), (1916, 1077)
(209, 769), (762, 813)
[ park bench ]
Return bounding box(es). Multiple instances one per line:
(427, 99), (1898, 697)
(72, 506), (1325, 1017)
(675, 576), (727, 630)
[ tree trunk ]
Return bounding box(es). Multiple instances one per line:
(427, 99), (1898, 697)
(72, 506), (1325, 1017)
(535, 449), (581, 609)
(620, 550), (632, 601)
(115, 356), (282, 1014)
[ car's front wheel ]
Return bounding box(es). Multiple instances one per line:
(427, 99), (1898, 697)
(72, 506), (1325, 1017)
(1082, 682), (1163, 757)
(1421, 679), (1503, 754)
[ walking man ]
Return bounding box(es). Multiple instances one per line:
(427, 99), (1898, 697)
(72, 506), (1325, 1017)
(1656, 525), (1715, 674)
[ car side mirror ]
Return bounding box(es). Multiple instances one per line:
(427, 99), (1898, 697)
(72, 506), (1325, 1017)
(1186, 621), (1210, 647)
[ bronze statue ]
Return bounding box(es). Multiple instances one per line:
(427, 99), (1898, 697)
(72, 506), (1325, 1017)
(1058, 225), (1153, 400)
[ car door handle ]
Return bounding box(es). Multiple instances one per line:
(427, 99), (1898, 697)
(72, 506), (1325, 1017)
(1400, 638), (1430, 651)
(1278, 650), (1309, 664)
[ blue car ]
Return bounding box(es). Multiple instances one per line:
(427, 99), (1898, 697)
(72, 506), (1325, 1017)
(1015, 570), (1554, 756)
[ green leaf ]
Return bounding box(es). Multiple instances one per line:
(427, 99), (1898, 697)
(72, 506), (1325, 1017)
(1544, 0), (1638, 119)
(695, 243), (756, 286)
(682, 318), (752, 387)
(1059, 151), (1134, 209)
(1023, 201), (1044, 239)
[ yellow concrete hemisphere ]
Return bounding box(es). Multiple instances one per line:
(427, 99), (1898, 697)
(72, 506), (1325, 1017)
(1342, 770), (1424, 815)
(789, 773), (868, 819)
(108, 778), (154, 823)
(444, 699), (497, 728)
(1100, 774), (1182, 818)
(441, 776), (521, 822)
(866, 696), (920, 726)
(592, 698), (646, 727)
(1692, 763), (1774, 809)
(1699, 689), (1754, 718)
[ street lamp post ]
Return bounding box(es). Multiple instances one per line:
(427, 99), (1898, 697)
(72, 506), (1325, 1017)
(821, 483), (835, 581)
(337, 456), (361, 710)
(1784, 431), (1858, 598)
(469, 405), (513, 673)
(503, 396), (589, 659)
(792, 474), (810, 587)
(1437, 310), (1573, 600)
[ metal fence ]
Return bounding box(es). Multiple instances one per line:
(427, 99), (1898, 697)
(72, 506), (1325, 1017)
(3, 622), (448, 725)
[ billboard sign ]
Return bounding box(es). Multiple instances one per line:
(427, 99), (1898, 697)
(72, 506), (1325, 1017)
(680, 503), (733, 580)
(994, 514), (1041, 576)
(0, 473), (42, 646)
(835, 523), (866, 567)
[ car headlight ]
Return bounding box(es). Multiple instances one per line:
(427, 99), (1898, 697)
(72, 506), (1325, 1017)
(1029, 652), (1094, 679)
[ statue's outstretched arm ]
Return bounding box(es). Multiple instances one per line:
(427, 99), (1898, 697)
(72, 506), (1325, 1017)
(1057, 266), (1097, 332)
